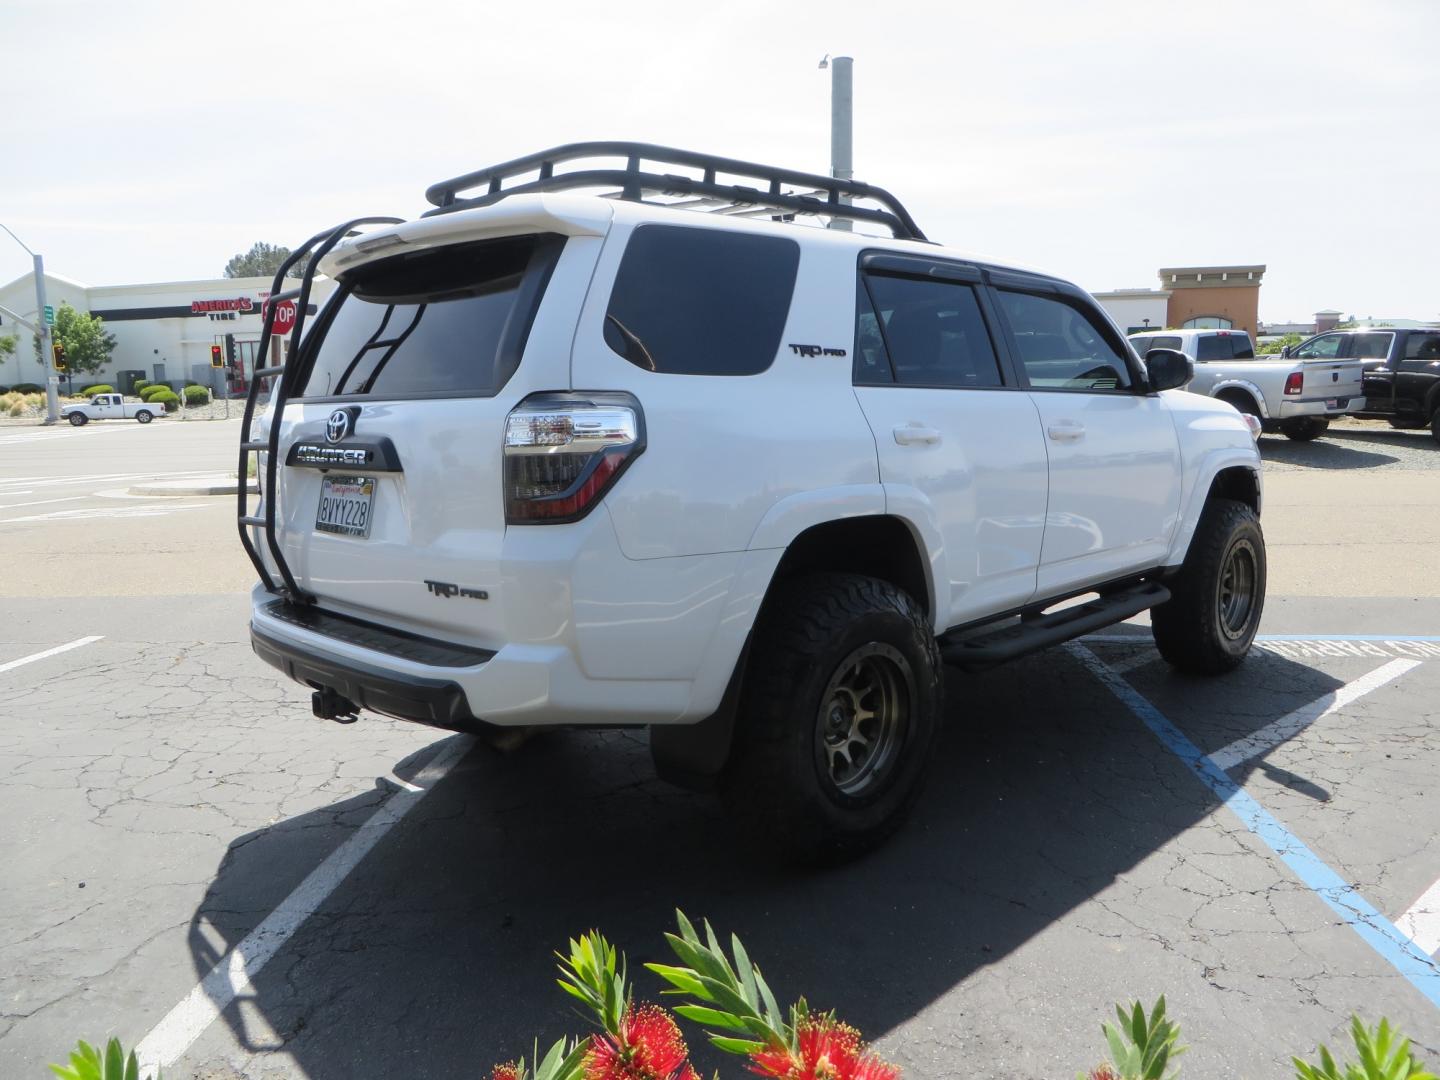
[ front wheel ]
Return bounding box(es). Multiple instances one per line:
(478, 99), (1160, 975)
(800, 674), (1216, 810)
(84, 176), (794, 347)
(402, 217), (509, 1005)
(67, 412), (87, 426)
(135, 410), (153, 424)
(721, 573), (941, 864)
(1152, 499), (1266, 675)
(1281, 417), (1329, 441)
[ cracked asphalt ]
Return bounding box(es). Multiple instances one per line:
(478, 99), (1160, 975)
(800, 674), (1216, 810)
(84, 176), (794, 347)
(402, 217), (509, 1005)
(1, 420), (1436, 1078)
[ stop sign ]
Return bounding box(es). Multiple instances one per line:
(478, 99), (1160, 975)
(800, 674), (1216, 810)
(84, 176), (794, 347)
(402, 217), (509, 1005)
(268, 299), (297, 335)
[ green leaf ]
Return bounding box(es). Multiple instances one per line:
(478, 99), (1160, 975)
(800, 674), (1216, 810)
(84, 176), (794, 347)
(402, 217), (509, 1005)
(709, 1036), (766, 1055)
(1104, 1022), (1131, 1072)
(732, 933), (759, 1009)
(674, 1005), (746, 1030)
(645, 963), (709, 999)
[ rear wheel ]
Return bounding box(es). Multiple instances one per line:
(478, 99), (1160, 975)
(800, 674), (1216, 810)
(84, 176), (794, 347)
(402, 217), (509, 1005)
(135, 410), (153, 424)
(68, 412), (87, 426)
(1431, 408), (1440, 445)
(1152, 498), (1266, 675)
(1281, 417), (1328, 441)
(722, 573), (940, 864)
(1218, 392), (1260, 422)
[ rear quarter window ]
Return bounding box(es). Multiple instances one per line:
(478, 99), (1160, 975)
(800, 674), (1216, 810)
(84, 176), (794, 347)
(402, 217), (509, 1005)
(603, 225), (800, 376)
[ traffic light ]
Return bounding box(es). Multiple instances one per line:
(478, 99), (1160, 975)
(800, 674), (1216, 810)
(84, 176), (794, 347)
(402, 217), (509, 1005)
(210, 344), (224, 369)
(224, 333), (237, 369)
(51, 342), (67, 372)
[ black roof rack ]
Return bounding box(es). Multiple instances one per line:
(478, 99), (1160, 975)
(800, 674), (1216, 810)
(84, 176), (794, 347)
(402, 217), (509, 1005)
(422, 141), (927, 242)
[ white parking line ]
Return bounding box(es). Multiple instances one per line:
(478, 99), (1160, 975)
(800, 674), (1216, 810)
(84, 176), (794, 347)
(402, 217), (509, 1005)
(1208, 658), (1422, 770)
(135, 735), (473, 1073)
(1397, 878), (1440, 956)
(0, 636), (104, 675)
(0, 496), (86, 511)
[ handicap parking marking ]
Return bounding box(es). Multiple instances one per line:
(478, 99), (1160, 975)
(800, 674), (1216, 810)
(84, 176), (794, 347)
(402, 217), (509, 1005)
(1207, 657), (1423, 770)
(1069, 642), (1440, 1010)
(1399, 879), (1440, 957)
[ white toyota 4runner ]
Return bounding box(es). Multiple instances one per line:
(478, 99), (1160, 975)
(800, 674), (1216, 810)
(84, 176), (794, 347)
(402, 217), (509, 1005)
(240, 143), (1266, 861)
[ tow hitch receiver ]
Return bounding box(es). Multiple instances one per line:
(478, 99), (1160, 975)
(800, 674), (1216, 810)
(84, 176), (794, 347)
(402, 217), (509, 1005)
(312, 687), (360, 724)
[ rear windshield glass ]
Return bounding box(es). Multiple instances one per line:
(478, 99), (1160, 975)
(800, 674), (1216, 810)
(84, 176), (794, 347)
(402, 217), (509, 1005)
(1197, 334), (1236, 361)
(603, 225), (800, 376)
(298, 234), (563, 399)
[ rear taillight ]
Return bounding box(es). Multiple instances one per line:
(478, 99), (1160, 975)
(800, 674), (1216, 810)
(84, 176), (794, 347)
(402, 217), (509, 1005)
(504, 393), (644, 524)
(1284, 372), (1303, 396)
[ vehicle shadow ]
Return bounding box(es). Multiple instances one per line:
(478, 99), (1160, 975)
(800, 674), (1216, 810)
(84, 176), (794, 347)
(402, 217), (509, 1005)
(180, 645), (1345, 1078)
(1258, 435), (1398, 470)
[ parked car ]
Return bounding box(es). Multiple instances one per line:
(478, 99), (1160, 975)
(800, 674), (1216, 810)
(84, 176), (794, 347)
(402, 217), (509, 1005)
(239, 143), (1266, 861)
(59, 393), (163, 426)
(1128, 327), (1366, 440)
(1283, 328), (1440, 443)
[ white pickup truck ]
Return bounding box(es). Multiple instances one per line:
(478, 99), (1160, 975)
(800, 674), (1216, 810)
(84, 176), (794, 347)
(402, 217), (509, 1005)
(1129, 328), (1365, 441)
(60, 393), (164, 426)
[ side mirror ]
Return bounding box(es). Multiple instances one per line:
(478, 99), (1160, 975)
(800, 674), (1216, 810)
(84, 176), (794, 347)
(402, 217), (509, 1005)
(1280, 345), (1292, 358)
(1144, 348), (1193, 392)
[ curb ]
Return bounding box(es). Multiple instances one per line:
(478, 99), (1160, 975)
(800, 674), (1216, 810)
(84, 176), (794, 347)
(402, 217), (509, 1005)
(128, 477), (258, 497)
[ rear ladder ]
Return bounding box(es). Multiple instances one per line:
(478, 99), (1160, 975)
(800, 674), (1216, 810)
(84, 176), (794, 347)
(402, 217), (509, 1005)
(236, 216), (404, 602)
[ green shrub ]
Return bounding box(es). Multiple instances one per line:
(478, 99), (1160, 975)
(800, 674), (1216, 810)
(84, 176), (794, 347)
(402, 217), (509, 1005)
(6, 401), (24, 417)
(132, 379), (151, 394)
(139, 385), (169, 401)
(78, 384), (114, 395)
(182, 385), (209, 406)
(146, 389), (180, 412)
(11, 382), (44, 394)
(1293, 1017), (1436, 1080)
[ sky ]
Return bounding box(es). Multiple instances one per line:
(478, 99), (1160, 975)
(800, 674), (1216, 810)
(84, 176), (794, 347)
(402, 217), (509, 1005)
(1, 0), (1436, 324)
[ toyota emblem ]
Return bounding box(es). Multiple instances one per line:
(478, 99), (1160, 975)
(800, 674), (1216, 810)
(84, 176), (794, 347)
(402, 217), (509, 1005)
(326, 409), (351, 443)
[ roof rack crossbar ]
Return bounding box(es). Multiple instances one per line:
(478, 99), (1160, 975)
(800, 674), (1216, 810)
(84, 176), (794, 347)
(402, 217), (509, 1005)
(422, 141), (926, 241)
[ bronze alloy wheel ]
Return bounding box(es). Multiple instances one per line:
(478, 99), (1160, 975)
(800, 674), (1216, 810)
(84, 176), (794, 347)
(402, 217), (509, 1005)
(1217, 537), (1259, 640)
(814, 642), (913, 798)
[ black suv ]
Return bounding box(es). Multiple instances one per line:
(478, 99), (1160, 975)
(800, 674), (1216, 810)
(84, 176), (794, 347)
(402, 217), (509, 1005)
(1284, 327), (1440, 442)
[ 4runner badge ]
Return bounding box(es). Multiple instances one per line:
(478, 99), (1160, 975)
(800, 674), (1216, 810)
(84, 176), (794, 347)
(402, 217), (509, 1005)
(788, 343), (847, 358)
(424, 579), (490, 600)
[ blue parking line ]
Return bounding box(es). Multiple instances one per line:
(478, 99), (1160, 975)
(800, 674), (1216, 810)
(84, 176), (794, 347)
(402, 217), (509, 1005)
(1069, 644), (1440, 1010)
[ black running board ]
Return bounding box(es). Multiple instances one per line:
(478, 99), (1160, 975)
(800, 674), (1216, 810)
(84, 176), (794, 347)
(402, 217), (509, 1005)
(939, 581), (1169, 671)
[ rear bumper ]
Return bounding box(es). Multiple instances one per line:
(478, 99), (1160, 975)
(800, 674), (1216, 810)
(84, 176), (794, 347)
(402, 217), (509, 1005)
(1274, 395), (1366, 419)
(252, 627), (479, 729)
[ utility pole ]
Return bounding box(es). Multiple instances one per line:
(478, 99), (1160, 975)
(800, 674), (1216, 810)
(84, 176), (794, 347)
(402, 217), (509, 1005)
(820, 54), (854, 231)
(1, 224), (58, 424)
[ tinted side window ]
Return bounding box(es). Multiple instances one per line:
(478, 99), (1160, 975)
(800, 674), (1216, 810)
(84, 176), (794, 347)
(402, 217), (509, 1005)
(854, 282), (890, 383)
(862, 274), (1003, 388)
(1294, 334), (1345, 360)
(1352, 333), (1394, 360)
(1230, 334), (1255, 359)
(300, 234), (562, 399)
(604, 225), (800, 376)
(1153, 335), (1183, 352)
(996, 290), (1133, 391)
(1405, 333), (1440, 360)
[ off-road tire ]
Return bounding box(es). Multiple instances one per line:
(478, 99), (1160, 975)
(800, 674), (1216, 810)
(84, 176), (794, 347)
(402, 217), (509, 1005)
(1152, 498), (1266, 675)
(1281, 417), (1328, 441)
(721, 573), (941, 864)
(68, 412), (87, 426)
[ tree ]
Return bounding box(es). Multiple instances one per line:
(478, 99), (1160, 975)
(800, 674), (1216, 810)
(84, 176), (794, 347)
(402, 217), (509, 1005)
(224, 241), (308, 280)
(0, 332), (15, 367)
(1257, 332), (1303, 355)
(47, 303), (117, 376)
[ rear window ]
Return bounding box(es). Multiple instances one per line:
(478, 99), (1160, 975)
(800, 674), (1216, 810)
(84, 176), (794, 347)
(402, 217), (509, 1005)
(603, 225), (800, 376)
(1197, 334), (1236, 362)
(298, 234), (563, 399)
(1131, 334), (1183, 356)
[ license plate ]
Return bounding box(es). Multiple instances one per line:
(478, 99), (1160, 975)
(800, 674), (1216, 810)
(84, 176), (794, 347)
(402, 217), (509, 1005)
(315, 475), (375, 538)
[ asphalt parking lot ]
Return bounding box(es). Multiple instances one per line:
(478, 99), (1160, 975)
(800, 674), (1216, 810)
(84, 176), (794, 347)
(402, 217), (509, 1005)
(1, 418), (1436, 1079)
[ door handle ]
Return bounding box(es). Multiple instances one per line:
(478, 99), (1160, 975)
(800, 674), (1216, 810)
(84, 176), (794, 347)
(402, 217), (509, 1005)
(1046, 422), (1085, 443)
(893, 423), (942, 446)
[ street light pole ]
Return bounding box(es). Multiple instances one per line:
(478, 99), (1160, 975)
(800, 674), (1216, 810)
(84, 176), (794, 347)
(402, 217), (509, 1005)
(0, 224), (58, 424)
(820, 54), (854, 231)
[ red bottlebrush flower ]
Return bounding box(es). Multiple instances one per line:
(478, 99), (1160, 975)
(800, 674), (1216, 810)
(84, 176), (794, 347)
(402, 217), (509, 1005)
(490, 1063), (523, 1080)
(585, 1004), (697, 1080)
(1088, 1069), (1120, 1080)
(747, 1016), (899, 1080)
